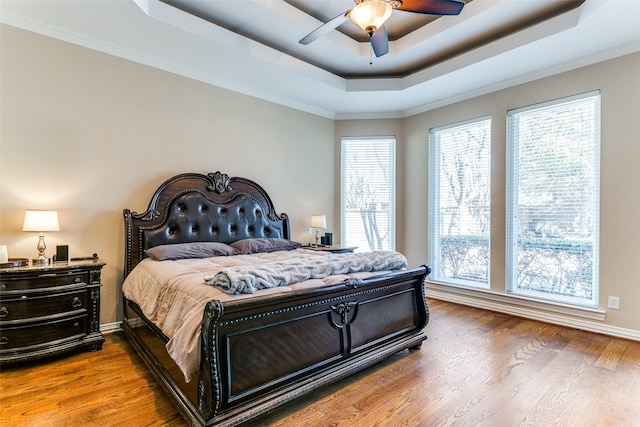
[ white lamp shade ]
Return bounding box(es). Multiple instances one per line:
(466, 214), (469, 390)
(22, 210), (60, 232)
(349, 0), (393, 33)
(310, 214), (327, 229)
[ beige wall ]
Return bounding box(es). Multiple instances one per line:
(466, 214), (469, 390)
(0, 25), (334, 327)
(2, 24), (639, 336)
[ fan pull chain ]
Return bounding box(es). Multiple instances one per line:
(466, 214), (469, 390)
(370, 43), (373, 65)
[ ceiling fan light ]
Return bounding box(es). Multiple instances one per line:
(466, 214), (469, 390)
(350, 0), (392, 36)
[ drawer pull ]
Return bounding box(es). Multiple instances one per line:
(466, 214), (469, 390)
(74, 322), (79, 327)
(72, 297), (83, 308)
(74, 277), (82, 283)
(0, 307), (8, 318)
(0, 283), (6, 290)
(0, 336), (8, 345)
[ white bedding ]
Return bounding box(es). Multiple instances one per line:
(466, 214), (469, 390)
(122, 248), (405, 382)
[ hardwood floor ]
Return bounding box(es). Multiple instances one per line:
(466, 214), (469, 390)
(2, 299), (639, 426)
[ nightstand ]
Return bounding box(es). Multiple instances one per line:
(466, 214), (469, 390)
(302, 245), (358, 254)
(0, 259), (105, 365)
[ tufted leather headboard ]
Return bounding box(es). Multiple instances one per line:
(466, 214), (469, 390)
(123, 171), (290, 277)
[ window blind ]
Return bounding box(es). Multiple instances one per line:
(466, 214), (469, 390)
(506, 91), (600, 306)
(341, 137), (395, 252)
(428, 117), (491, 288)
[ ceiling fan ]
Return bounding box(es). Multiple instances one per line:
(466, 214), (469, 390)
(299, 0), (465, 58)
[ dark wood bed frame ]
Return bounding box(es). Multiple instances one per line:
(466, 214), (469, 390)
(122, 171), (430, 426)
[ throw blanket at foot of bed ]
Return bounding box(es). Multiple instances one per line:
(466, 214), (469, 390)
(206, 250), (408, 294)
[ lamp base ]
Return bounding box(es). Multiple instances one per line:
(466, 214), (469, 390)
(32, 257), (51, 265)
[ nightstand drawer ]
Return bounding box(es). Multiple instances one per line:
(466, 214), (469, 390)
(0, 289), (87, 323)
(0, 271), (88, 293)
(0, 314), (87, 352)
(0, 260), (104, 364)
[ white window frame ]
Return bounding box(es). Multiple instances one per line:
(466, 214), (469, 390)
(428, 117), (491, 289)
(506, 91), (601, 307)
(340, 136), (396, 252)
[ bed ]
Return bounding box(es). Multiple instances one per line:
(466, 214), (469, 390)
(121, 171), (431, 426)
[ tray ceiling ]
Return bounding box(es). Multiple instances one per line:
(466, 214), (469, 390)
(1, 0), (640, 119)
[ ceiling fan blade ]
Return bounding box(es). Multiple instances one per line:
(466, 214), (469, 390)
(299, 11), (350, 45)
(397, 0), (465, 16)
(370, 25), (389, 57)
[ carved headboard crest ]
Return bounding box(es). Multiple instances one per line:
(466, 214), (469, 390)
(207, 171), (232, 194)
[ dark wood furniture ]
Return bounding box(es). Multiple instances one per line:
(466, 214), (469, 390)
(0, 260), (105, 364)
(122, 171), (430, 427)
(301, 245), (358, 254)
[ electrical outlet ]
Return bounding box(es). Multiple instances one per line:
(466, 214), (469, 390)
(608, 296), (620, 309)
(308, 227), (314, 235)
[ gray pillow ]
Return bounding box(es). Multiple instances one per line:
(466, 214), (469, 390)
(146, 242), (236, 260)
(230, 238), (301, 255)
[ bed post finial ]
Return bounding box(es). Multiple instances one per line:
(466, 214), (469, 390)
(207, 171), (232, 194)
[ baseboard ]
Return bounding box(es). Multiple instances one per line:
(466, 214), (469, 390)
(426, 286), (640, 342)
(100, 321), (122, 334)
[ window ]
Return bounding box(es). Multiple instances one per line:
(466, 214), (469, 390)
(428, 117), (491, 288)
(507, 92), (600, 306)
(341, 137), (395, 252)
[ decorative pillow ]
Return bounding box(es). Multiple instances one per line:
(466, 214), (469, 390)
(230, 238), (301, 255)
(146, 242), (236, 261)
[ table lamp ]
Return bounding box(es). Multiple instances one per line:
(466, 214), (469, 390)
(310, 214), (326, 247)
(22, 210), (60, 265)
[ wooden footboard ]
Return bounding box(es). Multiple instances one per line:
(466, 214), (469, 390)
(122, 265), (429, 426)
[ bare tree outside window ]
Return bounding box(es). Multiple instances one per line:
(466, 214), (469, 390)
(341, 137), (395, 252)
(429, 118), (491, 288)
